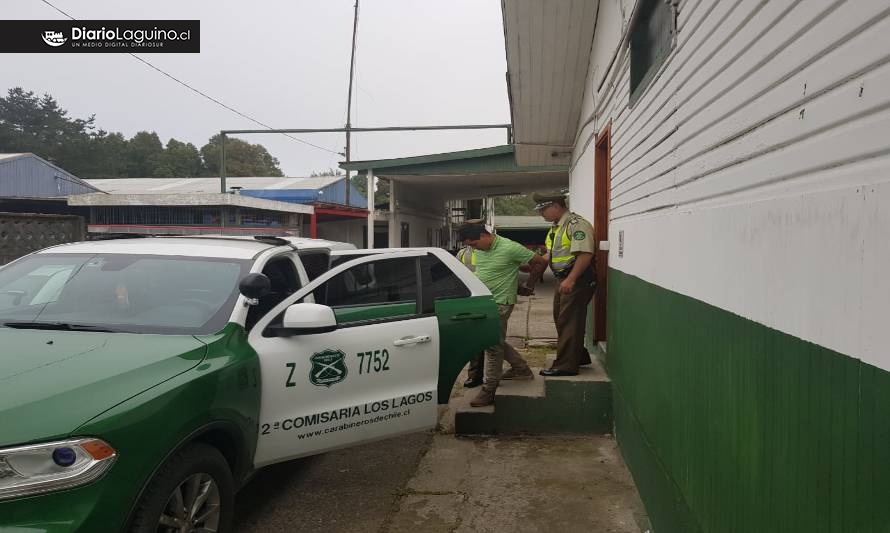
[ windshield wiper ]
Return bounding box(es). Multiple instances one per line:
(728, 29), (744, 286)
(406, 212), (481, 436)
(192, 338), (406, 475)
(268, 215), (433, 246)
(0, 321), (122, 333)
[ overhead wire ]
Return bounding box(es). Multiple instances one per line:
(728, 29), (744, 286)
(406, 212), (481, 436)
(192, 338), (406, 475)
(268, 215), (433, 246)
(38, 0), (344, 156)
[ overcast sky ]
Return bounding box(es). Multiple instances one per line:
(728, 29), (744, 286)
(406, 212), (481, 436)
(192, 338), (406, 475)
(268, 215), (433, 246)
(2, 0), (510, 176)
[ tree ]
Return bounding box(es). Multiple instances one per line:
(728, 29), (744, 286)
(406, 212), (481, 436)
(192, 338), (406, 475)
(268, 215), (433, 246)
(309, 168), (343, 177)
(126, 131), (164, 178)
(149, 138), (203, 178)
(200, 134), (284, 177)
(0, 87), (287, 180)
(0, 87), (96, 174)
(72, 130), (129, 179)
(493, 194), (538, 216)
(347, 172), (390, 208)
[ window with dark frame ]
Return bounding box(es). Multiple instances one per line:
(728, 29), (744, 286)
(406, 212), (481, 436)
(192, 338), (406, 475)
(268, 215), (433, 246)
(422, 256), (471, 300)
(314, 257), (418, 308)
(629, 0), (675, 105)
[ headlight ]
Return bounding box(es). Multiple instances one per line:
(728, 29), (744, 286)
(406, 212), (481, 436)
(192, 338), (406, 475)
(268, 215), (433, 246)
(0, 438), (117, 501)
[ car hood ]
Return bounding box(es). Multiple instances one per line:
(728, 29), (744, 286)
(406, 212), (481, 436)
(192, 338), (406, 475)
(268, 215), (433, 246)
(0, 329), (207, 447)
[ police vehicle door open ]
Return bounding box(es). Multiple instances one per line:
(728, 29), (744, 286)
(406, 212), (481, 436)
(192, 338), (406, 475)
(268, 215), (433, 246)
(249, 251), (439, 466)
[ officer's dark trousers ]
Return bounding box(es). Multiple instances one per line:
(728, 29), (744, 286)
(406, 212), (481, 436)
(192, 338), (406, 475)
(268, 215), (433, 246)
(551, 269), (595, 373)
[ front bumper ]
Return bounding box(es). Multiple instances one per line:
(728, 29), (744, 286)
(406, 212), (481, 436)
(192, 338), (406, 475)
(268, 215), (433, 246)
(0, 471), (135, 533)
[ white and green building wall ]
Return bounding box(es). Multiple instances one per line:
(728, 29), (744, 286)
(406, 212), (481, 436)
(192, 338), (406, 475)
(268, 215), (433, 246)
(503, 0), (890, 531)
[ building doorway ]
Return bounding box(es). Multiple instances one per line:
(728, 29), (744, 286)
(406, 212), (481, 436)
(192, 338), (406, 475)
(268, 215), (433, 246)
(593, 125), (610, 342)
(400, 222), (410, 247)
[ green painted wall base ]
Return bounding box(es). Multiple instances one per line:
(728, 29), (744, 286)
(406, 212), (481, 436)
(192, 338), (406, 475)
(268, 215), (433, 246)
(609, 268), (890, 533)
(614, 386), (701, 533)
(454, 364), (613, 435)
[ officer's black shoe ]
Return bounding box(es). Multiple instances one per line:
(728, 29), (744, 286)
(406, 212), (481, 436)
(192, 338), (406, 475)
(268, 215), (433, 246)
(539, 368), (579, 377)
(463, 377), (483, 388)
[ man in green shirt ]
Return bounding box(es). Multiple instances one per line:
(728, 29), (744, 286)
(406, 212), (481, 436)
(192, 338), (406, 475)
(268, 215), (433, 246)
(458, 223), (549, 407)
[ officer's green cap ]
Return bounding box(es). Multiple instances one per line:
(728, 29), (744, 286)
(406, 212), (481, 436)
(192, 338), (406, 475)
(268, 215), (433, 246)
(532, 190), (567, 211)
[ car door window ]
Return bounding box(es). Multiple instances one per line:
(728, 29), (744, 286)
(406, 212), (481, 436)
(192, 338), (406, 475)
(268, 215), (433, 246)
(298, 251), (331, 281)
(422, 256), (471, 300)
(312, 257), (419, 326)
(330, 253), (372, 268)
(247, 255), (301, 330)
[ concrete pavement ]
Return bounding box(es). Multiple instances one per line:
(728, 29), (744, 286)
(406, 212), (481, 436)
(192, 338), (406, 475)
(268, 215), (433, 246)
(234, 433), (432, 533)
(507, 270), (559, 344)
(386, 434), (646, 533)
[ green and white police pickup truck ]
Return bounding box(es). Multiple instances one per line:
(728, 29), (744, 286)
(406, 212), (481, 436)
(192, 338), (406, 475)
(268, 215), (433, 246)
(0, 236), (499, 532)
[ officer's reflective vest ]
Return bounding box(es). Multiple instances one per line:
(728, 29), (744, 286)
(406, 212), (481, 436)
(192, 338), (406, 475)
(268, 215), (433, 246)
(457, 247), (476, 272)
(546, 222), (575, 273)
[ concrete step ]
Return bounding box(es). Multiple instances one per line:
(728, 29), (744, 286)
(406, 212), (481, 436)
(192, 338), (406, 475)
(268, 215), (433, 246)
(453, 357), (613, 435)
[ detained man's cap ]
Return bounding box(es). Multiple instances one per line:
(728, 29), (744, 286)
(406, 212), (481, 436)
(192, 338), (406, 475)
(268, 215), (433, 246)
(532, 190), (567, 211)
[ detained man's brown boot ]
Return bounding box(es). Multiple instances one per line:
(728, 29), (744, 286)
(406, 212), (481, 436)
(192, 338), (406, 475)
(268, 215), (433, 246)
(470, 387), (496, 407)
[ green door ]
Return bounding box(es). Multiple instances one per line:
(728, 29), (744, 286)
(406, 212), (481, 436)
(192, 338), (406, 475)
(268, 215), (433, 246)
(421, 256), (500, 403)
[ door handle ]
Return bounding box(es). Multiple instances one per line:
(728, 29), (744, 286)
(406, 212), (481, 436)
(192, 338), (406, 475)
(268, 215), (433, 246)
(393, 335), (431, 346)
(450, 313), (487, 321)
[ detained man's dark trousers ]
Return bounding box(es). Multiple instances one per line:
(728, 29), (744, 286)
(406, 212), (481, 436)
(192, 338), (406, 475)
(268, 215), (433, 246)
(467, 353), (485, 380)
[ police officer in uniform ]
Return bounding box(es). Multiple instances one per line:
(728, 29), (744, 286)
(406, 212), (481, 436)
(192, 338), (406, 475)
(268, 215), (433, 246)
(456, 219), (484, 388)
(524, 191), (596, 376)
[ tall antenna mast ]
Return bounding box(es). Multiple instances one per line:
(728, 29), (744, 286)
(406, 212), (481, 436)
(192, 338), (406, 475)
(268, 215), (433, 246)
(345, 0), (360, 207)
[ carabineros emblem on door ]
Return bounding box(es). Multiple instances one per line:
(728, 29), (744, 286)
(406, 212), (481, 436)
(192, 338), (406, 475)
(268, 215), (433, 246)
(309, 349), (348, 387)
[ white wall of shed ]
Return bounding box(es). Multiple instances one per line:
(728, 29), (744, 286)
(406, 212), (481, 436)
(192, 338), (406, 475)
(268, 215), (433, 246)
(383, 178), (448, 248)
(313, 219), (366, 248)
(571, 0), (890, 370)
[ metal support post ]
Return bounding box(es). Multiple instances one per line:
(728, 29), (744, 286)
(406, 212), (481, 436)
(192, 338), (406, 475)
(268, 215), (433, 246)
(388, 179), (398, 247)
(366, 169), (374, 248)
(219, 134), (227, 194)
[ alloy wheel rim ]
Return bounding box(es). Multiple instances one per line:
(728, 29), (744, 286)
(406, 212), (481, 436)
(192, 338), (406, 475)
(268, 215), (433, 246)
(157, 472), (221, 533)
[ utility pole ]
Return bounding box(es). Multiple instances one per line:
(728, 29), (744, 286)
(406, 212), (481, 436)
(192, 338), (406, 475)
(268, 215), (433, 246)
(345, 0), (360, 208)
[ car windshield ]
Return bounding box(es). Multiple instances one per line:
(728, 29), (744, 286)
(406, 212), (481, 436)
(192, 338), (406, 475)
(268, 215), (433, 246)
(0, 253), (249, 335)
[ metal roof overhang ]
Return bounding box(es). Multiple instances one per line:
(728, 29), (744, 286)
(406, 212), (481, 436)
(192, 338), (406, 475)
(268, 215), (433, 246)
(67, 193), (314, 214)
(502, 0), (598, 167)
(340, 145), (568, 200)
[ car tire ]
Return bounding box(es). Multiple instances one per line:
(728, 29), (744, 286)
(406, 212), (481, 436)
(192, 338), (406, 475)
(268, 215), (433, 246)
(130, 442), (235, 533)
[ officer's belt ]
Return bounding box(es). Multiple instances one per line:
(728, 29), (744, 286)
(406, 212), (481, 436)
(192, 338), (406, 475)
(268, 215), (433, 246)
(553, 266), (573, 279)
(553, 264), (595, 280)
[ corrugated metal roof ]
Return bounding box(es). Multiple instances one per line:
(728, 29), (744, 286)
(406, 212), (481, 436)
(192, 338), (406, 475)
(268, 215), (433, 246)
(0, 153), (101, 198)
(340, 145), (567, 175)
(85, 176), (343, 194)
(67, 192), (314, 214)
(244, 178), (367, 209)
(341, 145), (516, 171)
(493, 216), (551, 229)
(85, 176), (367, 209)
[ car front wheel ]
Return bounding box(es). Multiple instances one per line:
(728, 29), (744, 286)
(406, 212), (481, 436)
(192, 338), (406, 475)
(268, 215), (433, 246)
(130, 442), (234, 533)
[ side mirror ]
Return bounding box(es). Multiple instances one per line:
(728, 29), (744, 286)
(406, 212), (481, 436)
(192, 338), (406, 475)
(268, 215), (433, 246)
(239, 273), (271, 300)
(269, 303), (337, 336)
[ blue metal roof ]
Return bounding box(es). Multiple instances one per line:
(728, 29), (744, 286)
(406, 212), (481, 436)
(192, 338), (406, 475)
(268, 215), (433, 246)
(0, 153), (100, 198)
(241, 179), (367, 209)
